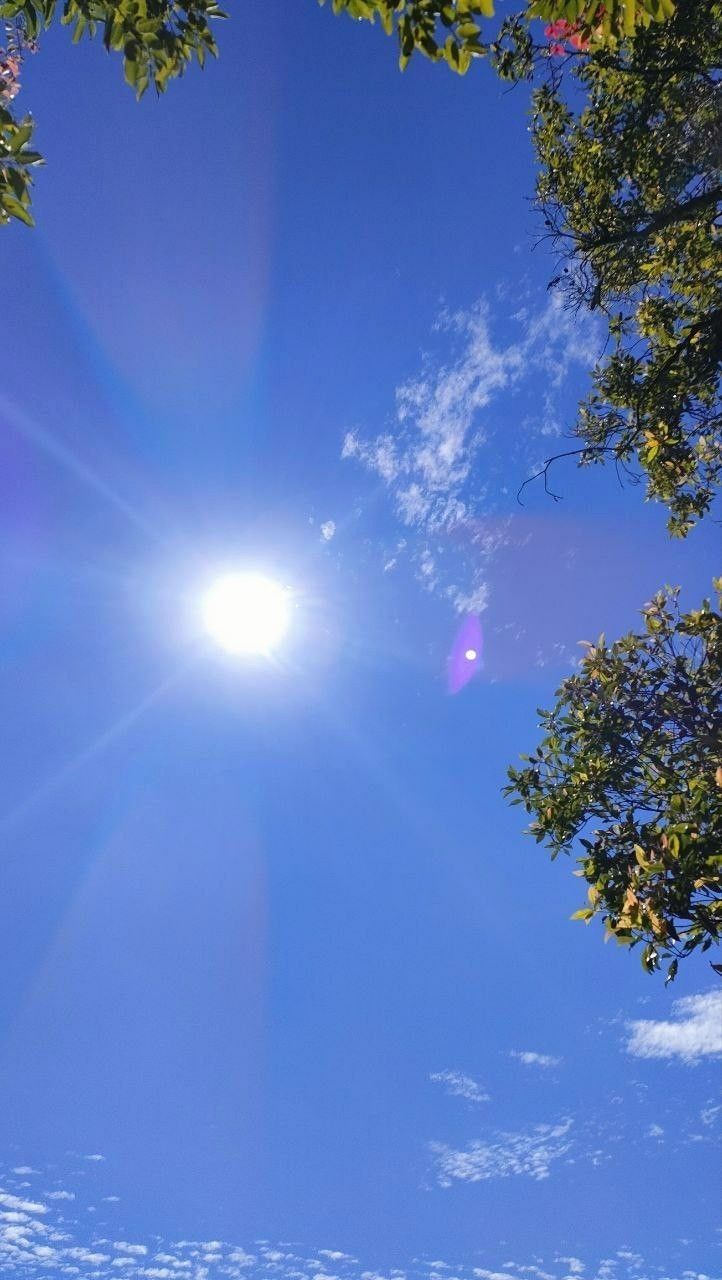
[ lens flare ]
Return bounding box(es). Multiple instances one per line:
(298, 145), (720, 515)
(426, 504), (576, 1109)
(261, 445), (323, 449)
(448, 616), (483, 693)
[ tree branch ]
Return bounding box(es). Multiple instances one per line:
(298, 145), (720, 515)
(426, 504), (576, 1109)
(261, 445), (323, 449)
(580, 185), (722, 252)
(517, 445), (618, 505)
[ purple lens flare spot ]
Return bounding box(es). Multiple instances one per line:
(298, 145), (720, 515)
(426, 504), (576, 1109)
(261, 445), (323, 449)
(448, 615), (483, 694)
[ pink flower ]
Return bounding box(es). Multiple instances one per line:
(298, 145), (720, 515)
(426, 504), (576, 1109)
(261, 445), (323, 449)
(544, 19), (572, 37)
(0, 50), (23, 102)
(545, 13), (594, 55)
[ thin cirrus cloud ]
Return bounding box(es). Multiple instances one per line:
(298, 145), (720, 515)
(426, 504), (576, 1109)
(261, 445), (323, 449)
(0, 1166), (713, 1280)
(430, 1118), (574, 1187)
(341, 293), (600, 615)
(625, 990), (722, 1065)
(429, 1070), (491, 1104)
(510, 1051), (562, 1069)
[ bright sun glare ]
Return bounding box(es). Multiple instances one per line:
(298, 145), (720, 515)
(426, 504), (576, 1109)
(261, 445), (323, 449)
(202, 572), (291, 656)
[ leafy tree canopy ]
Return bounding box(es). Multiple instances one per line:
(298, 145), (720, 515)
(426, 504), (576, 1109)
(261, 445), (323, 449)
(524, 0), (722, 536)
(320, 0), (676, 74)
(324, 0), (721, 536)
(505, 583), (722, 981)
(0, 0), (225, 226)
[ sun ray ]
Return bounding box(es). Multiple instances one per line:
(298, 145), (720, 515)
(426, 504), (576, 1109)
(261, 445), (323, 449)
(0, 666), (187, 837)
(0, 394), (166, 545)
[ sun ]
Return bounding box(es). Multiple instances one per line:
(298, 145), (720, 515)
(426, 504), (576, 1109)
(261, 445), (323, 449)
(202, 572), (291, 655)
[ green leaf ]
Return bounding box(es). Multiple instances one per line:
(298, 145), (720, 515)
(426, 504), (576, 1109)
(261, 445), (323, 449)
(2, 193), (34, 226)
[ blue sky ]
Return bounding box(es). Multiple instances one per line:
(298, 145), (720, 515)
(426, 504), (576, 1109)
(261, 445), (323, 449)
(1, 5), (721, 1280)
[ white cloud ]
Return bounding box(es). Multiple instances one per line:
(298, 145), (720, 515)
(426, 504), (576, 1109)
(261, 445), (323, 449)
(342, 301), (511, 541)
(451, 582), (490, 614)
(85, 1153), (106, 1162)
(429, 1071), (490, 1104)
(514, 294), (600, 386)
(510, 1051), (561, 1069)
(67, 1246), (111, 1263)
(647, 1124), (664, 1139)
(501, 1267), (554, 1280)
(430, 1118), (574, 1186)
(0, 1192), (47, 1214)
(474, 1271), (517, 1280)
(320, 520), (336, 542)
(47, 1189), (76, 1200)
(0, 1163), (717, 1280)
(625, 991), (722, 1064)
(341, 294), (600, 613)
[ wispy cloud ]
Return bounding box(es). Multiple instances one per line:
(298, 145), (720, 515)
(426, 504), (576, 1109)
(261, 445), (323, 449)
(625, 991), (722, 1065)
(430, 1118), (574, 1186)
(341, 294), (600, 614)
(429, 1071), (490, 1104)
(510, 1051), (561, 1069)
(320, 520), (336, 542)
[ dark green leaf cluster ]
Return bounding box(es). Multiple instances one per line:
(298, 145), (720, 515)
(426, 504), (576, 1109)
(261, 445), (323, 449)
(0, 0), (225, 225)
(530, 0), (722, 534)
(505, 583), (722, 979)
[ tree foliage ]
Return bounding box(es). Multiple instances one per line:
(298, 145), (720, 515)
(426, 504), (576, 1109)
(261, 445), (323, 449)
(320, 0), (677, 74)
(324, 0), (720, 980)
(325, 0), (721, 537)
(0, 0), (225, 225)
(505, 584), (722, 980)
(524, 0), (722, 535)
(322, 3), (721, 535)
